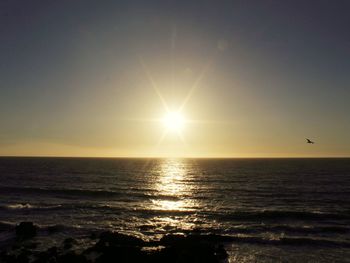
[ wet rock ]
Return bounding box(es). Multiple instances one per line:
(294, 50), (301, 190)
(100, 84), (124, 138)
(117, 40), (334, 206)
(15, 222), (37, 240)
(157, 234), (229, 263)
(216, 244), (229, 261)
(23, 241), (39, 249)
(84, 232), (147, 262)
(31, 251), (52, 263)
(57, 251), (87, 263)
(47, 246), (58, 256)
(11, 243), (21, 250)
(0, 251), (15, 263)
(89, 231), (98, 240)
(85, 232), (229, 262)
(63, 237), (77, 250)
(160, 233), (232, 246)
(83, 250), (100, 262)
(159, 234), (186, 245)
(16, 249), (31, 263)
(98, 231), (145, 247)
(155, 245), (220, 263)
(94, 246), (144, 263)
(31, 247), (58, 263)
(1, 228), (229, 263)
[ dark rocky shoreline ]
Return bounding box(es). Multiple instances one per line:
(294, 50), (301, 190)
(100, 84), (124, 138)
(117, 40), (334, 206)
(0, 222), (229, 263)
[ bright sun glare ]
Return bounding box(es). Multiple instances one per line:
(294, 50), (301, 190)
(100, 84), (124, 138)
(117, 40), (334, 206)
(163, 112), (185, 132)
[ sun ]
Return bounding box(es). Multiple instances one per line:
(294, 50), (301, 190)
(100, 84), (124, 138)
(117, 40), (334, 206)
(163, 112), (185, 132)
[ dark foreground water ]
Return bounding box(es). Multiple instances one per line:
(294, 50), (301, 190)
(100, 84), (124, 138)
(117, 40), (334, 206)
(0, 157), (350, 262)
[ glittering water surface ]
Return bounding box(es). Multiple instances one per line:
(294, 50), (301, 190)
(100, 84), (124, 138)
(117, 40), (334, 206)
(1, 157), (350, 262)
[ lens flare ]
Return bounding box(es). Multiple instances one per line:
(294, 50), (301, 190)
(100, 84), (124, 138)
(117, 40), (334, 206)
(163, 112), (185, 132)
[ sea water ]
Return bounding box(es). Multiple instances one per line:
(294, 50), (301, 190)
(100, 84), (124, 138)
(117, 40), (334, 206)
(0, 157), (349, 262)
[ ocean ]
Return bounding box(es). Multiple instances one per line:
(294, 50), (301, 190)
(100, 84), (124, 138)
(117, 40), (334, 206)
(0, 157), (349, 262)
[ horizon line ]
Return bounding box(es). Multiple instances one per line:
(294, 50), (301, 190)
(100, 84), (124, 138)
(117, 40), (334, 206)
(0, 155), (349, 159)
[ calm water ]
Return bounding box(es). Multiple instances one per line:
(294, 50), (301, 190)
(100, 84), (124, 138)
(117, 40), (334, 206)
(1, 157), (350, 262)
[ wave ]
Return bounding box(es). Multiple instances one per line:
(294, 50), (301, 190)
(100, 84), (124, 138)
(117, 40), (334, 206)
(266, 225), (350, 234)
(216, 210), (350, 221)
(6, 203), (34, 209)
(1, 203), (65, 211)
(0, 186), (186, 202)
(0, 202), (187, 213)
(0, 203), (127, 212)
(176, 233), (350, 248)
(225, 225), (350, 238)
(4, 203), (63, 210)
(225, 235), (350, 248)
(0, 186), (126, 198)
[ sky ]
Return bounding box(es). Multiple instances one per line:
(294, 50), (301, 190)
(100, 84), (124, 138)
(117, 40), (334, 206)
(0, 0), (350, 157)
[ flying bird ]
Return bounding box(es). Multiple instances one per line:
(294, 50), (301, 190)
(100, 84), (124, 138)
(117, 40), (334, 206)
(306, 138), (315, 144)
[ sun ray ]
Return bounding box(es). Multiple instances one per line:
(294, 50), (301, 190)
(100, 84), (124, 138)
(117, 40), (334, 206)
(178, 59), (213, 113)
(119, 117), (164, 123)
(184, 119), (232, 125)
(176, 131), (187, 145)
(170, 24), (177, 92)
(156, 129), (169, 147)
(140, 57), (170, 112)
(136, 48), (222, 153)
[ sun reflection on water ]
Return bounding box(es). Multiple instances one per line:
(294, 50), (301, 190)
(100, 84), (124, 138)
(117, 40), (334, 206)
(152, 158), (193, 211)
(149, 158), (199, 233)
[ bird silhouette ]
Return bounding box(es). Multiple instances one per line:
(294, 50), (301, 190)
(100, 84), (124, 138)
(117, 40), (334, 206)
(306, 138), (315, 144)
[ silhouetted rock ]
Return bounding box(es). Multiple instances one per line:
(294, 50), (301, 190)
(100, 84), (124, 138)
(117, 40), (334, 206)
(1, 227), (229, 263)
(16, 249), (31, 263)
(98, 231), (145, 247)
(31, 251), (52, 263)
(93, 246), (144, 263)
(216, 244), (229, 261)
(15, 222), (37, 240)
(89, 232), (99, 240)
(57, 251), (87, 263)
(160, 233), (231, 246)
(0, 251), (17, 263)
(23, 241), (39, 249)
(157, 234), (229, 263)
(159, 234), (186, 245)
(47, 246), (58, 255)
(63, 237), (77, 249)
